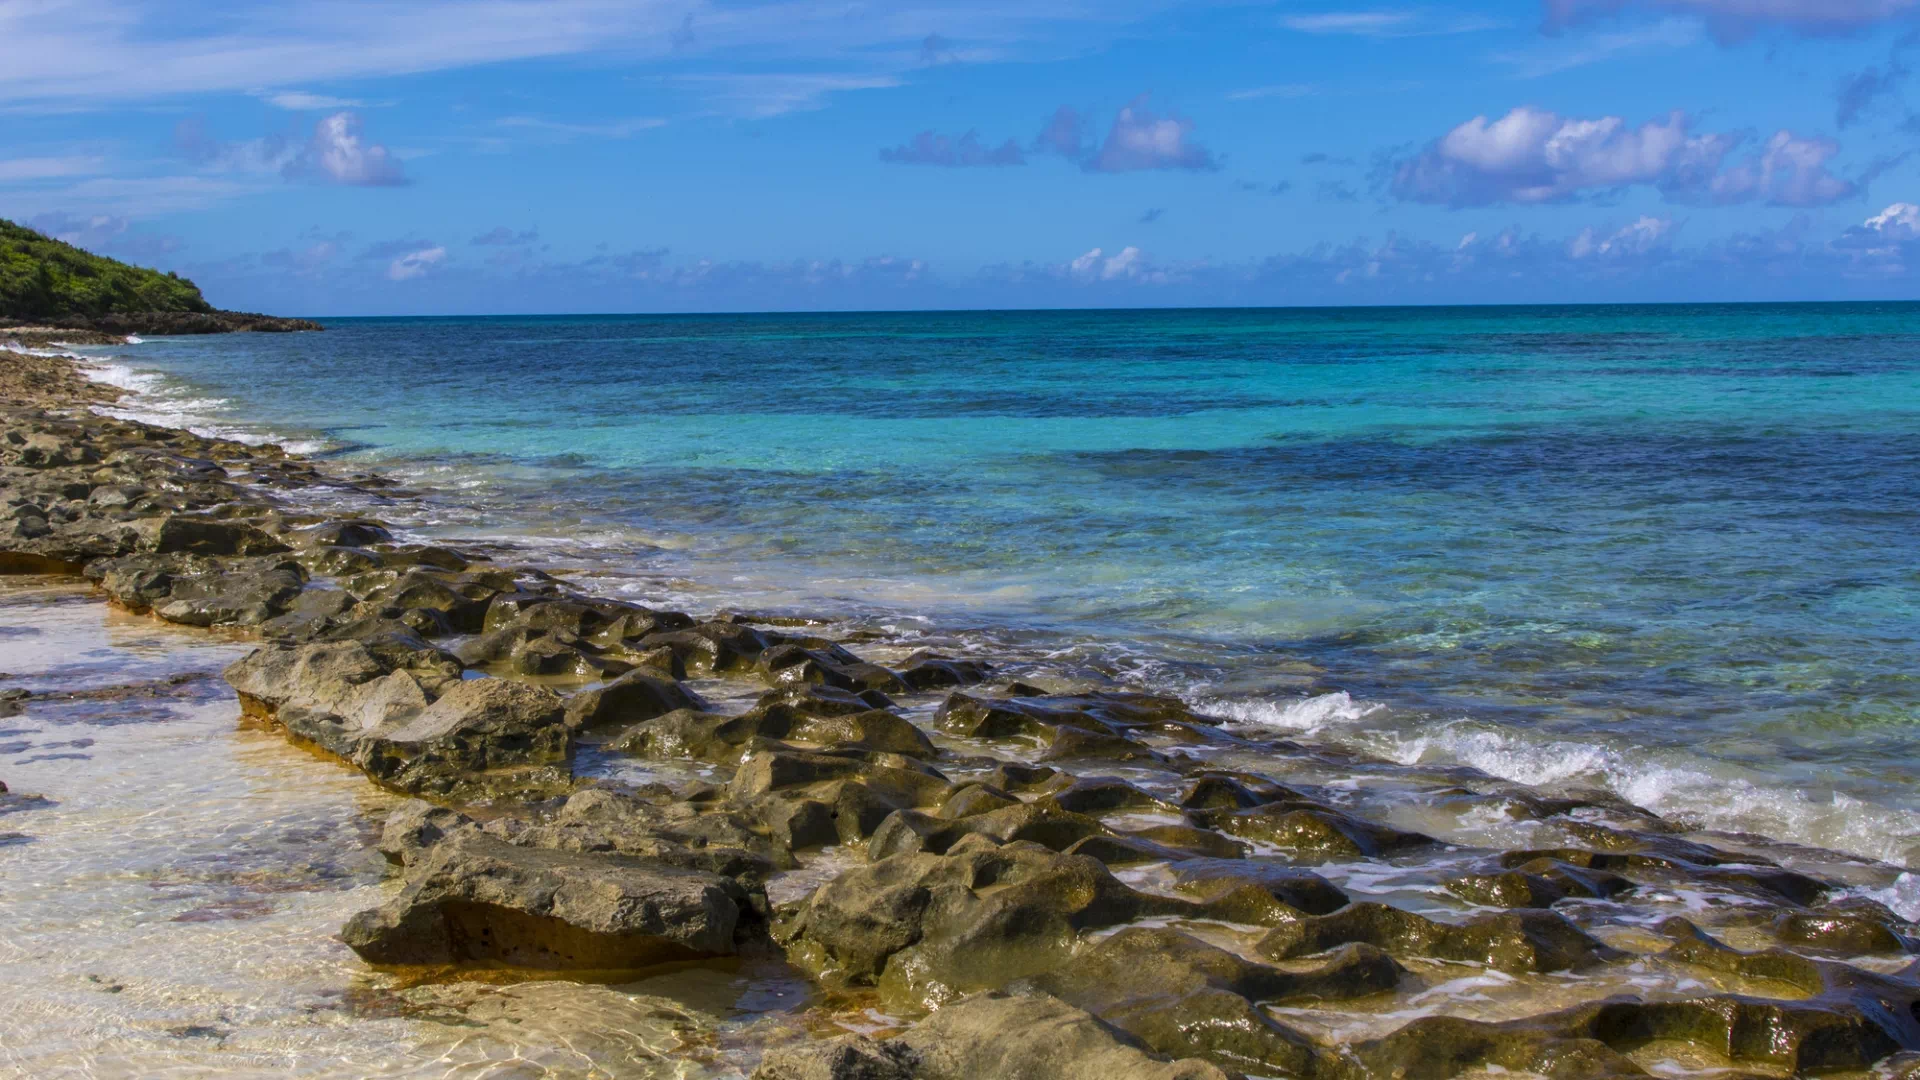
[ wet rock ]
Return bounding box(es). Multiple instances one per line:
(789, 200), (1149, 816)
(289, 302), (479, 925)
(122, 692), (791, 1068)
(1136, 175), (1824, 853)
(1771, 902), (1916, 955)
(758, 643), (907, 694)
(730, 748), (951, 806)
(775, 841), (1214, 1010)
(297, 519), (393, 548)
(1257, 902), (1613, 974)
(564, 670), (709, 733)
(897, 654), (993, 691)
(753, 992), (1238, 1080)
(641, 621), (774, 674)
(869, 803), (1115, 859)
(341, 832), (758, 970)
(1445, 859), (1635, 909)
(1495, 846), (1831, 907)
(1030, 927), (1400, 1076)
(1190, 803), (1434, 859)
(1164, 858), (1350, 916)
(136, 514), (288, 557)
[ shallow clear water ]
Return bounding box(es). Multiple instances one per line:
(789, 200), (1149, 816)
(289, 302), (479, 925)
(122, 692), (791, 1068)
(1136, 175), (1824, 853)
(0, 579), (817, 1079)
(78, 304), (1920, 867)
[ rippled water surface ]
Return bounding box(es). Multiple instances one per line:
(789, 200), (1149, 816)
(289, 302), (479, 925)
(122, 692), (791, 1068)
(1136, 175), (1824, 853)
(0, 580), (811, 1079)
(78, 304), (1920, 866)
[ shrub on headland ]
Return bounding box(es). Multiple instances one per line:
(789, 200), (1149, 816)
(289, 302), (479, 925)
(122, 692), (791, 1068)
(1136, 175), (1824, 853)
(0, 218), (213, 320)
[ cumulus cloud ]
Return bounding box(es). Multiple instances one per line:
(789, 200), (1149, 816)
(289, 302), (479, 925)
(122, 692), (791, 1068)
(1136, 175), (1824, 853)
(1542, 0), (1920, 39)
(1085, 96), (1218, 172)
(177, 111), (406, 186)
(1390, 107), (1731, 205)
(1389, 106), (1857, 207)
(287, 112), (407, 186)
(879, 130), (1025, 167)
(1029, 97), (1217, 173)
(387, 246), (446, 281)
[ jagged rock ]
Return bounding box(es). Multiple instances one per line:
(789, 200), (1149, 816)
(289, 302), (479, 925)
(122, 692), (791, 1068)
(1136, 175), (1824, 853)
(1256, 902), (1613, 974)
(896, 654), (993, 691)
(378, 799), (475, 866)
(487, 788), (784, 879)
(341, 832), (758, 970)
(351, 677), (570, 796)
(135, 514), (288, 557)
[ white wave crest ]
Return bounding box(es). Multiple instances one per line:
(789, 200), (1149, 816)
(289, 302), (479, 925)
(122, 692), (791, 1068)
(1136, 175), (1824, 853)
(1199, 690), (1385, 734)
(1364, 720), (1920, 869)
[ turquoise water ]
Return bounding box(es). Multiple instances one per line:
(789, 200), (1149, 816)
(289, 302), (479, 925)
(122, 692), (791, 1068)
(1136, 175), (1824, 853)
(89, 305), (1920, 867)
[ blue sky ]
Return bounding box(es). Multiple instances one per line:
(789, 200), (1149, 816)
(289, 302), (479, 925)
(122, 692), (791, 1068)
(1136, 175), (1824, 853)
(4, 0), (1920, 313)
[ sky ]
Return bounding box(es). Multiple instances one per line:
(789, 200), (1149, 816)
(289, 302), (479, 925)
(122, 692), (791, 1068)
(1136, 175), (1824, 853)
(5, 0), (1920, 314)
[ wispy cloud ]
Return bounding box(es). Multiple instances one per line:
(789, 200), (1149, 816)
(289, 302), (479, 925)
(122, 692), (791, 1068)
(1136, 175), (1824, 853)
(1281, 9), (1505, 37)
(1543, 0), (1920, 40)
(496, 115), (668, 139)
(1492, 17), (1701, 77)
(0, 155), (107, 182)
(1225, 84), (1319, 101)
(259, 90), (371, 110)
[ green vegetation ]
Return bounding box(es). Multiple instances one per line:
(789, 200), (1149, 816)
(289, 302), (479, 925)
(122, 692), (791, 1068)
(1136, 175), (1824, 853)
(0, 218), (212, 321)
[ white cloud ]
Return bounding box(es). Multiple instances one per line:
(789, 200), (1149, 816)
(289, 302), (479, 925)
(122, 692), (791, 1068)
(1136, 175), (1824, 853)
(1391, 106), (1855, 207)
(1085, 95), (1217, 173)
(387, 246), (446, 280)
(288, 112), (407, 186)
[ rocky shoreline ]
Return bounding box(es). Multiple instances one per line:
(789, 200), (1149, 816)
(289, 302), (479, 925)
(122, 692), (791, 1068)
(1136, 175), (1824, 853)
(2, 344), (1918, 1080)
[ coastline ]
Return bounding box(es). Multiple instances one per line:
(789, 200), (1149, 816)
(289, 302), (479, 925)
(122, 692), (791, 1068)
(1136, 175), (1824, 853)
(3, 342), (1920, 1078)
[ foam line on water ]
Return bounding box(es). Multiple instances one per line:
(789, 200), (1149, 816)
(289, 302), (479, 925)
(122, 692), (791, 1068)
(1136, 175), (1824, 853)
(1198, 688), (1920, 871)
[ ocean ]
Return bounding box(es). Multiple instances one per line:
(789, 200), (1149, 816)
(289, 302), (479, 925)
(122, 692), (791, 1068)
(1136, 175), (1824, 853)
(82, 303), (1920, 869)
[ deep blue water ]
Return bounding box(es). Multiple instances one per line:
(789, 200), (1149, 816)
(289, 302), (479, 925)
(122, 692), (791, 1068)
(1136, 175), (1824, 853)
(87, 305), (1920, 865)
